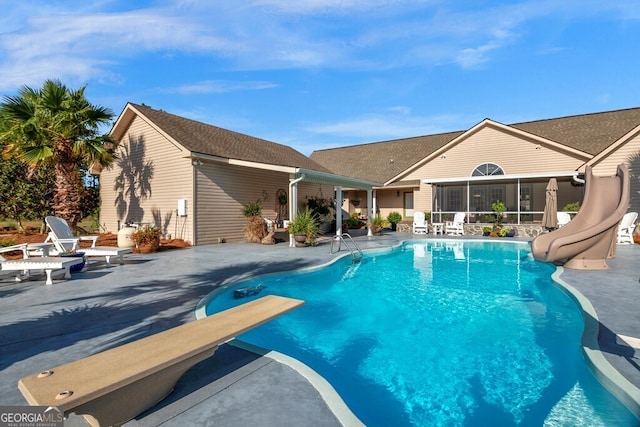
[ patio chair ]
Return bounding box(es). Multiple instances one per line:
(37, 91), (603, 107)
(557, 212), (571, 228)
(0, 244), (83, 285)
(617, 212), (637, 244)
(33, 216), (132, 267)
(412, 211), (428, 234)
(445, 212), (465, 236)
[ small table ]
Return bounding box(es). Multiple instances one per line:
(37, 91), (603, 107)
(431, 223), (444, 235)
(26, 243), (54, 257)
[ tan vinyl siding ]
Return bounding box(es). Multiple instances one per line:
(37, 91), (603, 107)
(99, 116), (194, 242)
(374, 189), (405, 219)
(414, 183), (432, 215)
(402, 126), (586, 181)
(195, 163), (290, 244)
(590, 132), (640, 176)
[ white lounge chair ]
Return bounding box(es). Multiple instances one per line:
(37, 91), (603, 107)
(445, 212), (465, 236)
(0, 244), (83, 285)
(35, 216), (132, 267)
(617, 212), (638, 244)
(557, 212), (571, 228)
(412, 211), (428, 234)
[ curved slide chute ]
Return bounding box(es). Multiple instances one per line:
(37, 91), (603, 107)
(531, 164), (630, 270)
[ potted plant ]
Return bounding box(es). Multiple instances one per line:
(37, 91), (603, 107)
(351, 197), (361, 207)
(242, 200), (267, 243)
(387, 212), (402, 231)
(132, 225), (161, 253)
(492, 200), (506, 225)
(506, 228), (516, 237)
(288, 208), (319, 246)
(370, 214), (388, 235)
(60, 250), (86, 272)
(482, 226), (492, 236)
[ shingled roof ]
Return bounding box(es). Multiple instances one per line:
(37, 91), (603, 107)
(127, 103), (332, 174)
(311, 107), (640, 183)
(310, 131), (464, 184)
(511, 107), (640, 155)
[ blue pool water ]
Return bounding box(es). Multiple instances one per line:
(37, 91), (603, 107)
(205, 240), (638, 426)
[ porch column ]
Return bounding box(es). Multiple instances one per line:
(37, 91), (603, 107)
(288, 174), (305, 247)
(367, 189), (374, 237)
(336, 186), (343, 236)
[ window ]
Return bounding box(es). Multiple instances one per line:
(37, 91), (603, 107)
(472, 163), (504, 177)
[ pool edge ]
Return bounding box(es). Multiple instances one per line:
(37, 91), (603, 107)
(551, 267), (640, 420)
(229, 339), (366, 427)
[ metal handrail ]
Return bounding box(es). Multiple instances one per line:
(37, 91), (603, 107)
(330, 233), (363, 262)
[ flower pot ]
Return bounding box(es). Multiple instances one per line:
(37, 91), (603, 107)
(293, 234), (307, 247)
(391, 223), (397, 232)
(137, 235), (160, 253)
(61, 252), (86, 272)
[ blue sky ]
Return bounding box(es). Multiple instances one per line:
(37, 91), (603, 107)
(1, 1), (639, 155)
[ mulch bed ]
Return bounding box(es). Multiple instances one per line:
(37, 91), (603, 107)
(0, 232), (190, 260)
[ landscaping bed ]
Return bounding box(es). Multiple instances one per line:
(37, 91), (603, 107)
(0, 232), (190, 259)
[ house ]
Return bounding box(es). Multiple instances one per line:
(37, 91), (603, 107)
(99, 103), (379, 245)
(310, 108), (640, 224)
(100, 104), (640, 243)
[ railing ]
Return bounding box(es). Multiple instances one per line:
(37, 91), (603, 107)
(330, 233), (363, 263)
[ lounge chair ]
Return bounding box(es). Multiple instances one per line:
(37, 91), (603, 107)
(0, 244), (83, 285)
(557, 212), (571, 228)
(617, 212), (638, 244)
(35, 216), (132, 267)
(412, 211), (428, 234)
(445, 212), (465, 236)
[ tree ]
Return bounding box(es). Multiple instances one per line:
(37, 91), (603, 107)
(0, 79), (116, 229)
(0, 152), (55, 231)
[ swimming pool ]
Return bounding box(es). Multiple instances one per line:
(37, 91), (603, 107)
(204, 240), (638, 426)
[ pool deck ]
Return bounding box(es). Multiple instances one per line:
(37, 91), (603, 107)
(0, 233), (639, 425)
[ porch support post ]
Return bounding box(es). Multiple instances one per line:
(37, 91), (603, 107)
(336, 186), (343, 236)
(367, 189), (374, 237)
(288, 174), (305, 247)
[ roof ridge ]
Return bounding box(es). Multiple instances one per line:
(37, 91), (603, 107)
(509, 106), (640, 127)
(312, 129), (464, 153)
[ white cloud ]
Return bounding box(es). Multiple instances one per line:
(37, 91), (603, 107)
(166, 80), (279, 94)
(305, 112), (470, 140)
(1, 0), (637, 92)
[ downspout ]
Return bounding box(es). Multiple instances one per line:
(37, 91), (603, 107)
(289, 174), (306, 247)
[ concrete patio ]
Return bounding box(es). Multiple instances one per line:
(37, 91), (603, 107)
(0, 233), (638, 425)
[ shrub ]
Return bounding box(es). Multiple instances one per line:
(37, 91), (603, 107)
(132, 225), (161, 246)
(242, 200), (262, 217)
(387, 212), (402, 224)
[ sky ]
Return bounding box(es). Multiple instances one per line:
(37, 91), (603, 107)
(1, 0), (640, 155)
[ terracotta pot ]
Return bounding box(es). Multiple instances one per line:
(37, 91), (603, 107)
(293, 234), (307, 247)
(137, 236), (160, 253)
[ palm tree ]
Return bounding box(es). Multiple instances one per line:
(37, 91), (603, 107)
(0, 79), (116, 229)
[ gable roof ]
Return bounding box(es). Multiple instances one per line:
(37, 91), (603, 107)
(510, 107), (640, 156)
(311, 107), (640, 184)
(114, 103), (333, 174)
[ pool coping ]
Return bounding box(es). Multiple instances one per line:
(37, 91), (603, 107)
(551, 267), (640, 418)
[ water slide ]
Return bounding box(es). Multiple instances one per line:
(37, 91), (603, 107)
(530, 164), (630, 270)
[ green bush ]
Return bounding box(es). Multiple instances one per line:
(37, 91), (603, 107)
(242, 200), (262, 217)
(387, 212), (402, 224)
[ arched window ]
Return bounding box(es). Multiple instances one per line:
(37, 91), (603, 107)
(472, 163), (504, 177)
